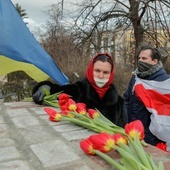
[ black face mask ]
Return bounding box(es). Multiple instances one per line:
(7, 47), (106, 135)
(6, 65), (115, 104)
(137, 60), (154, 72)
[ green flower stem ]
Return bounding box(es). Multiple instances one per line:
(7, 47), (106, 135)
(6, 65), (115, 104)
(70, 111), (94, 123)
(114, 145), (149, 170)
(128, 136), (152, 169)
(158, 161), (165, 170)
(146, 154), (160, 170)
(95, 109), (117, 126)
(92, 118), (126, 135)
(141, 140), (148, 147)
(94, 150), (127, 170)
(119, 143), (141, 163)
(43, 100), (59, 108)
(121, 157), (141, 170)
(61, 116), (112, 134)
(71, 111), (124, 135)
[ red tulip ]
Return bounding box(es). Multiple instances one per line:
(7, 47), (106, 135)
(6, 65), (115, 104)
(112, 133), (128, 146)
(156, 142), (167, 152)
(67, 99), (77, 111)
(89, 133), (115, 152)
(58, 93), (70, 110)
(80, 139), (95, 155)
(77, 102), (86, 109)
(59, 102), (68, 111)
(125, 120), (145, 140)
(44, 107), (62, 122)
(60, 110), (75, 118)
(76, 103), (86, 115)
(59, 99), (68, 107)
(88, 109), (99, 119)
(58, 93), (70, 101)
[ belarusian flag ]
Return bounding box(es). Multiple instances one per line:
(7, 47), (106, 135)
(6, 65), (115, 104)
(134, 76), (170, 143)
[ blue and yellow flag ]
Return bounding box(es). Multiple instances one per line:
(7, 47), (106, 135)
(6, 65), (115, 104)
(0, 0), (69, 84)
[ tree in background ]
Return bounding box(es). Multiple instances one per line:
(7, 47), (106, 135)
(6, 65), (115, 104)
(38, 4), (90, 83)
(37, 1), (170, 95)
(62, 0), (170, 67)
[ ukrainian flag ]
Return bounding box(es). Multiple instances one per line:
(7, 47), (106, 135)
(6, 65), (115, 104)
(0, 0), (69, 85)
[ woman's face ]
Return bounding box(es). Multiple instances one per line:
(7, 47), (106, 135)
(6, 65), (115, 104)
(93, 60), (112, 79)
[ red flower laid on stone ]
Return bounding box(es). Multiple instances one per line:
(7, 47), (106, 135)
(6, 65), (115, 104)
(156, 142), (167, 152)
(124, 120), (145, 140)
(58, 93), (70, 101)
(112, 133), (128, 146)
(88, 132), (115, 153)
(59, 102), (69, 111)
(61, 110), (75, 118)
(58, 93), (70, 110)
(77, 103), (86, 109)
(76, 103), (86, 115)
(67, 98), (77, 111)
(44, 107), (62, 122)
(88, 109), (99, 119)
(80, 138), (95, 155)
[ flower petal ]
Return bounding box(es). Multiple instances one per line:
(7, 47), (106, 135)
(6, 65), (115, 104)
(125, 120), (145, 140)
(89, 133), (115, 152)
(80, 139), (95, 155)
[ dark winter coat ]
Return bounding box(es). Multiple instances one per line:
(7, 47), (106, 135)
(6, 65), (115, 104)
(124, 68), (170, 145)
(32, 78), (127, 128)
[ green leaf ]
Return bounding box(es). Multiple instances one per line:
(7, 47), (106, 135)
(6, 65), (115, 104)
(42, 87), (50, 96)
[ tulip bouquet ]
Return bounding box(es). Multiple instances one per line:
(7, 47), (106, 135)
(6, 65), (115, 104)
(44, 93), (125, 135)
(80, 123), (164, 170)
(43, 93), (165, 170)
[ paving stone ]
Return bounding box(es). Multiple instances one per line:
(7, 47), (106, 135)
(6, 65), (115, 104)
(11, 116), (40, 128)
(0, 116), (4, 124)
(30, 107), (60, 115)
(0, 101), (170, 170)
(29, 107), (46, 115)
(6, 108), (31, 117)
(0, 160), (30, 170)
(40, 115), (69, 126)
(4, 102), (32, 107)
(30, 140), (80, 168)
(53, 123), (84, 132)
(61, 129), (97, 141)
(18, 126), (57, 145)
(0, 138), (15, 148)
(0, 124), (7, 132)
(54, 162), (92, 170)
(0, 147), (20, 162)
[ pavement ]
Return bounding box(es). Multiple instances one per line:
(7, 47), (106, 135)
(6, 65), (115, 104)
(0, 101), (170, 170)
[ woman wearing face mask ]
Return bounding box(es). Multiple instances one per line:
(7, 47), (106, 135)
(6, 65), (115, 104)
(124, 46), (170, 146)
(32, 53), (127, 127)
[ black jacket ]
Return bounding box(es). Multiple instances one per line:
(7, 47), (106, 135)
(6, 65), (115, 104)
(32, 78), (127, 128)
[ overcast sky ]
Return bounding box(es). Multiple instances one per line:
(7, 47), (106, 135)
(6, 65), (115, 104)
(11, 0), (74, 31)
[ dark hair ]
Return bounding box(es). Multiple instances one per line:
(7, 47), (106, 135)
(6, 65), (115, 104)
(137, 46), (161, 61)
(93, 54), (114, 70)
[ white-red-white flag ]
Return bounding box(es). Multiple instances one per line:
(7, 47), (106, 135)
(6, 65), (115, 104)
(134, 76), (170, 143)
